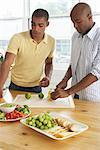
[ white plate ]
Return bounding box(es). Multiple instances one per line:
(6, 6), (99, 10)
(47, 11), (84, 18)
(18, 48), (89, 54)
(0, 111), (31, 122)
(0, 103), (31, 122)
(20, 112), (88, 140)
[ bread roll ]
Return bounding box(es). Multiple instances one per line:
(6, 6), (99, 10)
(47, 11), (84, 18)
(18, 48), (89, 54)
(69, 124), (80, 132)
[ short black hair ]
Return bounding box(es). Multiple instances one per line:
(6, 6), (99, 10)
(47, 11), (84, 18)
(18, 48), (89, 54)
(70, 2), (92, 17)
(32, 9), (49, 20)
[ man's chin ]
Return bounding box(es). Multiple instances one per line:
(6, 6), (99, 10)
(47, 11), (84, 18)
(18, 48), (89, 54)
(76, 29), (81, 33)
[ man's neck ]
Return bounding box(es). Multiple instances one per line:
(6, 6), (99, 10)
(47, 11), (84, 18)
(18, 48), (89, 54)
(82, 22), (95, 36)
(34, 36), (44, 43)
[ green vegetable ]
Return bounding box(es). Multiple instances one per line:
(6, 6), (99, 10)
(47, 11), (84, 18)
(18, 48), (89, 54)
(15, 105), (30, 114)
(24, 105), (29, 109)
(38, 92), (44, 99)
(25, 112), (56, 130)
(0, 112), (5, 120)
(25, 93), (31, 99)
(1, 103), (15, 108)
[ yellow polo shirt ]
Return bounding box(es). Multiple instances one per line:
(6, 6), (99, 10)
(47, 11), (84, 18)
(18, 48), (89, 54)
(7, 31), (55, 87)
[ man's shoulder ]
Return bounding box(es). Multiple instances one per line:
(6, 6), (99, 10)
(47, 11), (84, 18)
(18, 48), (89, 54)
(12, 31), (29, 39)
(91, 25), (100, 41)
(46, 34), (55, 41)
(72, 31), (79, 40)
(73, 31), (79, 37)
(95, 26), (100, 35)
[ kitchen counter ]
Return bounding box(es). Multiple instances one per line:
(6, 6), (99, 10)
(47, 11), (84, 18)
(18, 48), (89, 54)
(0, 90), (100, 150)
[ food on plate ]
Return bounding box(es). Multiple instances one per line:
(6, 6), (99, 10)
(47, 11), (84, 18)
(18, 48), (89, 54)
(25, 112), (81, 138)
(45, 116), (81, 138)
(68, 123), (81, 132)
(53, 129), (74, 138)
(25, 112), (57, 130)
(21, 112), (88, 140)
(15, 104), (30, 115)
(1, 103), (15, 107)
(5, 110), (25, 120)
(55, 117), (71, 128)
(0, 104), (30, 120)
(55, 117), (80, 131)
(0, 103), (16, 113)
(38, 92), (44, 99)
(0, 111), (5, 120)
(51, 123), (81, 138)
(25, 93), (32, 99)
(46, 125), (74, 138)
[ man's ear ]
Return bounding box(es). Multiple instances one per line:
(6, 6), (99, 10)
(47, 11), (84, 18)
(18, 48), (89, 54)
(87, 14), (92, 20)
(47, 21), (49, 26)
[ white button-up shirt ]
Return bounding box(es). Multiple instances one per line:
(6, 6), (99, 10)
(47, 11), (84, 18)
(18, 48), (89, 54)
(71, 24), (100, 101)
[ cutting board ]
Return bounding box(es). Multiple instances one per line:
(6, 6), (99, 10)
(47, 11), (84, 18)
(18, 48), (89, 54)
(14, 94), (75, 108)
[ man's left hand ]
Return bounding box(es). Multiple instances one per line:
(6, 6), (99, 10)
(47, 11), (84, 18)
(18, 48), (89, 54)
(40, 77), (50, 87)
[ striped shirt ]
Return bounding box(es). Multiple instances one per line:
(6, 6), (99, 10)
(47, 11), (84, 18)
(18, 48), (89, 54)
(71, 24), (100, 102)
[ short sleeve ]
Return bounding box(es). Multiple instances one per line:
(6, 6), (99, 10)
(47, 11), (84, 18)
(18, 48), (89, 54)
(7, 33), (21, 55)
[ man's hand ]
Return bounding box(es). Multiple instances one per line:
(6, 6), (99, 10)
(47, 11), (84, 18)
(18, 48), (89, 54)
(51, 88), (70, 100)
(56, 79), (67, 89)
(39, 77), (50, 87)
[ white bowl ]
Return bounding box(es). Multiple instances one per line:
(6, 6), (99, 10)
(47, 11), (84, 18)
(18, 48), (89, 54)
(0, 103), (16, 113)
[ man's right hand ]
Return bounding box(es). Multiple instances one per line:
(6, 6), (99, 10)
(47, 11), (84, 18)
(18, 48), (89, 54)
(51, 88), (70, 100)
(56, 79), (67, 89)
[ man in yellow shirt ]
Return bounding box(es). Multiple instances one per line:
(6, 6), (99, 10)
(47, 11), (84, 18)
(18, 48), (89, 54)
(0, 9), (55, 97)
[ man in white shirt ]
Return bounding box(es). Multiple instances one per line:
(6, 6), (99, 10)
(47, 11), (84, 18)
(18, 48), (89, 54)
(51, 2), (100, 101)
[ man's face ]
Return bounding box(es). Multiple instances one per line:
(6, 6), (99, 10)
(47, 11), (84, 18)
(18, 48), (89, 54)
(31, 16), (48, 37)
(71, 12), (91, 34)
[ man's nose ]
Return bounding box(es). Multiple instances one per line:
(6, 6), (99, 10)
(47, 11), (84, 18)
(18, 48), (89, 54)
(34, 25), (39, 31)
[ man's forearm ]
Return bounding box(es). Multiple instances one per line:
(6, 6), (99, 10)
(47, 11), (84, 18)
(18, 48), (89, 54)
(67, 73), (98, 95)
(45, 62), (53, 80)
(0, 52), (16, 90)
(63, 65), (72, 82)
